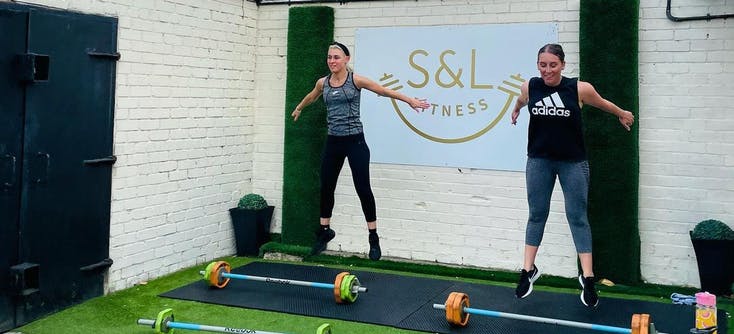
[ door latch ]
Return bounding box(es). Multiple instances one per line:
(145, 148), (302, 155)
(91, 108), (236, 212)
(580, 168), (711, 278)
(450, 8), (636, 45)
(17, 53), (50, 83)
(79, 258), (113, 272)
(10, 263), (40, 296)
(83, 155), (117, 166)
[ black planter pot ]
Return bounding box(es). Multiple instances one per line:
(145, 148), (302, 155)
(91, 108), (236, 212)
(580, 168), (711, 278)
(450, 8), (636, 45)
(229, 206), (274, 256)
(690, 231), (734, 296)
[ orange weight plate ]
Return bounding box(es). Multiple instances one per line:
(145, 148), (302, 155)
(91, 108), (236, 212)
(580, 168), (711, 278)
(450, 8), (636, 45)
(631, 314), (641, 334)
(449, 292), (468, 327)
(640, 314), (650, 334)
(333, 272), (349, 304)
(457, 293), (470, 327)
(209, 261), (231, 288)
(445, 292), (459, 325)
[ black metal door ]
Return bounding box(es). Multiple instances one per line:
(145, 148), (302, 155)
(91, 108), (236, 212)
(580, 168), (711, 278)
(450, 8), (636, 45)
(0, 7), (27, 332)
(0, 4), (117, 329)
(17, 8), (117, 325)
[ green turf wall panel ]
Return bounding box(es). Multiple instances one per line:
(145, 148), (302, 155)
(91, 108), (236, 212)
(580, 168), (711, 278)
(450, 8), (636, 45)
(282, 6), (334, 246)
(580, 0), (640, 284)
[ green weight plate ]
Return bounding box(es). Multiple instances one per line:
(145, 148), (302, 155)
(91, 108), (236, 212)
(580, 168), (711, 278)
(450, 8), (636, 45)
(341, 275), (359, 303)
(155, 308), (174, 334)
(340, 275), (352, 303)
(203, 262), (216, 283)
(348, 276), (361, 303)
(338, 275), (350, 302)
(316, 323), (332, 334)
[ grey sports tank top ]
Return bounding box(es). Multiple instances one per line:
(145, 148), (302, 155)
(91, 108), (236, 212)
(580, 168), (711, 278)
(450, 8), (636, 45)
(323, 72), (362, 136)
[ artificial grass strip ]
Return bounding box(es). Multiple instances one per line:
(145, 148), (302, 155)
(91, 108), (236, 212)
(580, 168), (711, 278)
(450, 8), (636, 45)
(261, 240), (312, 257)
(282, 6), (334, 247)
(580, 0), (641, 284)
(261, 241), (699, 300)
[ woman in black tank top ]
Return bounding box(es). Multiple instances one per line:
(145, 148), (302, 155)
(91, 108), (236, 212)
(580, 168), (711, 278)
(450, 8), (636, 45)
(290, 42), (430, 261)
(509, 44), (635, 307)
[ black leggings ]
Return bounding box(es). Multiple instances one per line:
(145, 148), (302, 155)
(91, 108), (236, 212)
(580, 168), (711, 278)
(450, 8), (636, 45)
(320, 133), (376, 222)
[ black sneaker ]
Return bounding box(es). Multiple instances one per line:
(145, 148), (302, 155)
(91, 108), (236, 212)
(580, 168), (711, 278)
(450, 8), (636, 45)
(368, 233), (381, 261)
(579, 275), (599, 307)
(310, 228), (335, 255)
(515, 264), (541, 299)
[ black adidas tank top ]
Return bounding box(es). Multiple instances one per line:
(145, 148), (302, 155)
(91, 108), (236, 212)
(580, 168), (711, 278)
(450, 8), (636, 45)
(527, 76), (586, 161)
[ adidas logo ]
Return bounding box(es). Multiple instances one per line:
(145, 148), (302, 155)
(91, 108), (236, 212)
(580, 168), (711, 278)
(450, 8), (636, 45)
(530, 92), (570, 117)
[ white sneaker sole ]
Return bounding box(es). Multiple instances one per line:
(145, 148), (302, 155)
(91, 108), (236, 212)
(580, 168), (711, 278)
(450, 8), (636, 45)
(518, 267), (541, 299)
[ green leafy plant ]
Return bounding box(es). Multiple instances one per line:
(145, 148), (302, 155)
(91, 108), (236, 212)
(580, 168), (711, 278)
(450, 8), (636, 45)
(237, 193), (268, 210)
(691, 219), (734, 240)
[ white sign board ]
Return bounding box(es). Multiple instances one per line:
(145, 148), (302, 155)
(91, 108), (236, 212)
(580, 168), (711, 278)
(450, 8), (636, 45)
(355, 23), (557, 171)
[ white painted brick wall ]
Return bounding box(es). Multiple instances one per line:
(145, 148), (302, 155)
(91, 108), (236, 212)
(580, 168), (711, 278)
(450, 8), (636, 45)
(10, 0), (732, 291)
(13, 0), (260, 292)
(256, 0), (584, 278)
(257, 0), (734, 288)
(110, 0), (258, 293)
(638, 0), (734, 287)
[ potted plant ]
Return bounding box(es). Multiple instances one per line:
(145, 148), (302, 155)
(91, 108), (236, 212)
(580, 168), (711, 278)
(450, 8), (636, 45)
(690, 219), (734, 297)
(229, 193), (275, 256)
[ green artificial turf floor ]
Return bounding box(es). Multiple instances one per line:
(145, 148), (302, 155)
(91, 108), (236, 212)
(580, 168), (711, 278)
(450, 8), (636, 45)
(10, 254), (733, 334)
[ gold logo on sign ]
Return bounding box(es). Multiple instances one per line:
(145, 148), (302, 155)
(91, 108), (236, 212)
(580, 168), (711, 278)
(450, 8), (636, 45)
(380, 49), (525, 144)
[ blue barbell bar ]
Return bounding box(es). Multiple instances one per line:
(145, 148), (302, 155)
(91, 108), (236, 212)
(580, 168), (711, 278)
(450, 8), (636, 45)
(137, 318), (292, 334)
(200, 261), (367, 303)
(433, 292), (667, 334)
(212, 271), (364, 293)
(199, 270), (367, 294)
(137, 309), (333, 334)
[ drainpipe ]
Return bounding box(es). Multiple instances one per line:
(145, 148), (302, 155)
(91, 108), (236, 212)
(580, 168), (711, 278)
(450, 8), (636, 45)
(250, 0), (414, 5)
(666, 0), (733, 21)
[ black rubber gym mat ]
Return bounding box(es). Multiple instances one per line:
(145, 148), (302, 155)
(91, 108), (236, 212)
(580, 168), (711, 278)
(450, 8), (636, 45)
(161, 261), (454, 326)
(161, 262), (729, 334)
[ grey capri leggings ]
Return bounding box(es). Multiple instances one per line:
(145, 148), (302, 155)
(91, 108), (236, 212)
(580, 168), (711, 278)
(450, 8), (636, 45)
(524, 157), (592, 253)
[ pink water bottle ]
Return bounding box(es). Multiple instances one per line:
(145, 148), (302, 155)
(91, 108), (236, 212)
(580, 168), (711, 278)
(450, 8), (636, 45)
(695, 292), (717, 334)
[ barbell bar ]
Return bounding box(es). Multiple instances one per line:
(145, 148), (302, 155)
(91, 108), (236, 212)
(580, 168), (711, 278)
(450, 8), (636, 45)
(137, 308), (333, 334)
(200, 261), (367, 303)
(433, 292), (668, 334)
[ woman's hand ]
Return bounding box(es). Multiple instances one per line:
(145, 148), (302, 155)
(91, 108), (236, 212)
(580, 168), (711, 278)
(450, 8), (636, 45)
(291, 108), (302, 122)
(618, 110), (634, 131)
(511, 108), (520, 125)
(511, 81), (529, 126)
(409, 98), (431, 113)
